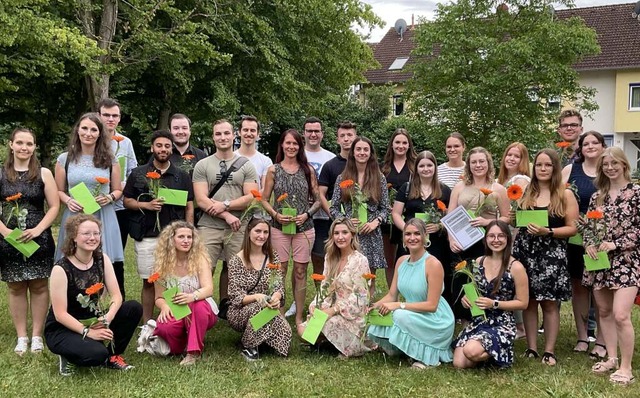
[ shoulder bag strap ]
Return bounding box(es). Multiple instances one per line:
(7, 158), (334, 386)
(247, 255), (268, 294)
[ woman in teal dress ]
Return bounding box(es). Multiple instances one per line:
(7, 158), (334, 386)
(368, 218), (455, 368)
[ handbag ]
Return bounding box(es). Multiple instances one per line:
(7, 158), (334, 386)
(218, 255), (267, 320)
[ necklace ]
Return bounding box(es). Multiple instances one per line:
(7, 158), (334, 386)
(74, 254), (93, 269)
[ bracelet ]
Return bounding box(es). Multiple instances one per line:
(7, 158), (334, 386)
(193, 291), (199, 301)
(81, 326), (89, 339)
(110, 193), (117, 202)
(305, 211), (311, 219)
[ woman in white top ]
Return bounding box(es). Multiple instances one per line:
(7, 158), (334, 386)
(438, 133), (466, 189)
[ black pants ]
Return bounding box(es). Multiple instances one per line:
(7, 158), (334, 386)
(114, 209), (130, 297)
(45, 300), (142, 367)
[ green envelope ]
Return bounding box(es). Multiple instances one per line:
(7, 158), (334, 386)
(568, 233), (583, 246)
(584, 252), (611, 271)
(414, 212), (429, 222)
(367, 309), (394, 326)
(157, 188), (188, 206)
(301, 308), (329, 344)
(463, 282), (485, 318)
(281, 208), (297, 235)
(249, 308), (279, 331)
(5, 229), (41, 257)
(79, 317), (98, 327)
(69, 182), (101, 214)
(357, 203), (368, 225)
(516, 210), (549, 227)
(162, 286), (192, 320)
(118, 156), (126, 181)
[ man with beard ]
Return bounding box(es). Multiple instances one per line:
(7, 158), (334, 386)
(234, 115), (272, 189)
(168, 113), (207, 174)
(124, 130), (194, 322)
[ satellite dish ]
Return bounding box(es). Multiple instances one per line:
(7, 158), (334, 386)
(633, 1), (640, 18)
(394, 19), (408, 39)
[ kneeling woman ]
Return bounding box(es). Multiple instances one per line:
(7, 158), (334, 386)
(45, 214), (142, 376)
(297, 218), (372, 357)
(152, 221), (218, 366)
(369, 219), (455, 368)
(227, 217), (291, 360)
(453, 221), (529, 369)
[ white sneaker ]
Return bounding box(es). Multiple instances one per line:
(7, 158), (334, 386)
(31, 336), (44, 353)
(14, 337), (29, 356)
(284, 302), (297, 318)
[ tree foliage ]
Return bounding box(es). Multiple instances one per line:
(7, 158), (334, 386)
(407, 0), (600, 156)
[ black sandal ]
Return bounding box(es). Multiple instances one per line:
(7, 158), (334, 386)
(589, 343), (607, 361)
(523, 348), (539, 359)
(573, 339), (590, 353)
(542, 351), (557, 366)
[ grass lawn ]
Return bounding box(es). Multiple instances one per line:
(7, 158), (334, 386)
(0, 237), (638, 398)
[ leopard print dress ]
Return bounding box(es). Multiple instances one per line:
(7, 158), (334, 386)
(226, 252), (291, 356)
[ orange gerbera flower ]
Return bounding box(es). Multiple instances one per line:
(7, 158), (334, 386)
(85, 282), (104, 295)
(311, 273), (325, 282)
(6, 193), (22, 202)
(147, 272), (160, 283)
(454, 260), (467, 271)
(146, 171), (161, 179)
(111, 135), (124, 143)
(339, 179), (355, 189)
(436, 200), (447, 212)
(586, 210), (604, 219)
(555, 141), (571, 148)
(182, 154), (195, 160)
(387, 183), (393, 189)
(479, 188), (493, 196)
(507, 184), (523, 201)
(277, 193), (288, 202)
(251, 189), (262, 200)
(95, 177), (110, 185)
(362, 273), (376, 280)
(267, 263), (280, 270)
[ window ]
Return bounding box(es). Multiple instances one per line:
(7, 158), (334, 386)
(629, 84), (640, 110)
(603, 134), (614, 148)
(388, 57), (409, 70)
(393, 94), (404, 116)
(547, 95), (561, 110)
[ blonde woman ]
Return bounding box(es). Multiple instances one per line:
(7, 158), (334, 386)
(152, 221), (217, 366)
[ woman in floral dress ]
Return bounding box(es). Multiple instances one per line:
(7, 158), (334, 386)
(512, 149), (578, 366)
(584, 147), (640, 386)
(453, 221), (529, 369)
(297, 218), (372, 357)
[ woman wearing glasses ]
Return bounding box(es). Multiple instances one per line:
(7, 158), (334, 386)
(44, 214), (141, 376)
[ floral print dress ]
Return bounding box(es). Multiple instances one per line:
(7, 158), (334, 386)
(582, 184), (640, 290)
(303, 250), (372, 357)
(454, 257), (518, 368)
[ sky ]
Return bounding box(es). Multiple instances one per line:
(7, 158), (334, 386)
(360, 0), (634, 42)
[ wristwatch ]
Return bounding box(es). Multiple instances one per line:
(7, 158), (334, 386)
(493, 300), (499, 309)
(547, 227), (554, 237)
(400, 302), (406, 310)
(223, 200), (231, 210)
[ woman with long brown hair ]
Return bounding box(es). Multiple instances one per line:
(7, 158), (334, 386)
(0, 128), (59, 355)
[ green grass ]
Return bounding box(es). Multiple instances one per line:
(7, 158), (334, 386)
(0, 237), (638, 397)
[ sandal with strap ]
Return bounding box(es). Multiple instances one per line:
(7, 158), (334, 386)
(523, 348), (539, 359)
(592, 358), (618, 374)
(589, 343), (607, 361)
(541, 352), (557, 366)
(573, 339), (590, 353)
(610, 371), (636, 386)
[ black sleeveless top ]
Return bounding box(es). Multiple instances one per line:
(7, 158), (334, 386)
(567, 162), (596, 214)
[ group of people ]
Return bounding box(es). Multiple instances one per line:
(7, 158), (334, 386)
(0, 104), (638, 385)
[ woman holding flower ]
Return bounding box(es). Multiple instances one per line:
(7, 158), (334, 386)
(330, 137), (389, 281)
(227, 217), (291, 360)
(0, 128), (59, 355)
(150, 221), (218, 366)
(583, 147), (640, 385)
(261, 129), (321, 327)
(54, 113), (124, 294)
(369, 219), (454, 368)
(453, 220), (529, 369)
(512, 149), (578, 366)
(297, 218), (372, 357)
(45, 214), (142, 376)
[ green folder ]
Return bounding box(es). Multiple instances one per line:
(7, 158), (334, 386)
(249, 308), (279, 331)
(568, 233), (583, 246)
(79, 317), (98, 327)
(414, 212), (429, 222)
(463, 282), (485, 318)
(301, 308), (329, 344)
(367, 309), (394, 326)
(584, 252), (611, 271)
(69, 182), (101, 214)
(5, 229), (41, 257)
(118, 156), (126, 181)
(157, 188), (188, 206)
(162, 286), (192, 320)
(281, 208), (297, 235)
(357, 203), (368, 225)
(516, 210), (549, 227)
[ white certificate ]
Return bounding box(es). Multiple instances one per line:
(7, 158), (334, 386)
(440, 205), (484, 250)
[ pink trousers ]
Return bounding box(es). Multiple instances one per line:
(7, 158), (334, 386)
(154, 300), (217, 354)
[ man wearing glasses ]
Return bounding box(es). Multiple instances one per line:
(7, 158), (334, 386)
(193, 119), (258, 302)
(557, 109), (584, 166)
(98, 98), (139, 297)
